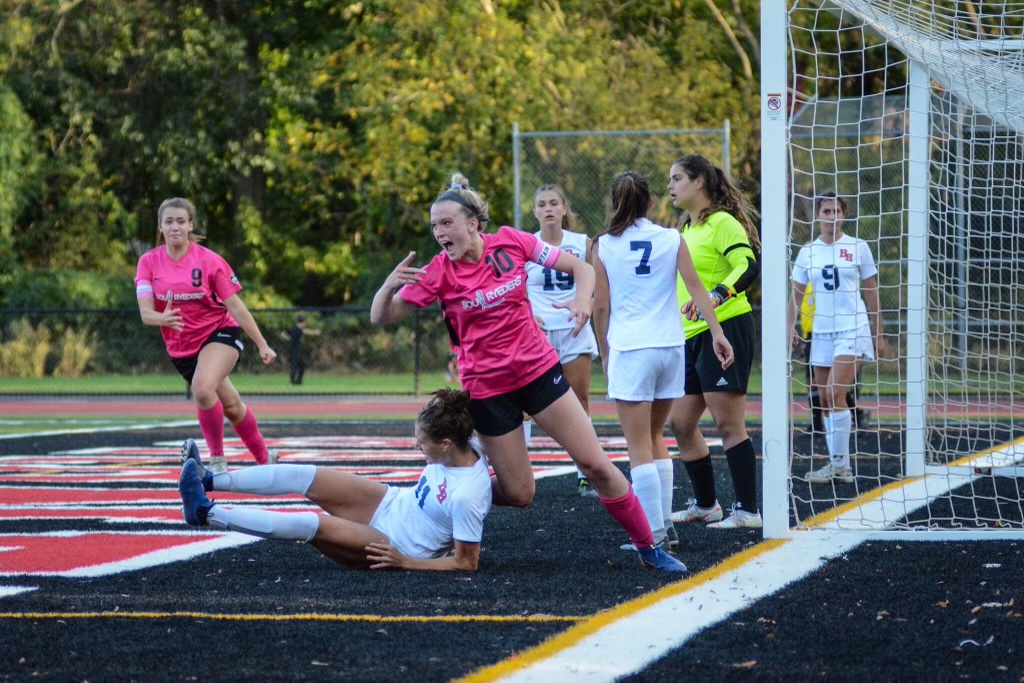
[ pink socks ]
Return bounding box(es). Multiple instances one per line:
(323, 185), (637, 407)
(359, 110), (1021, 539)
(197, 403), (225, 457)
(232, 407), (269, 464)
(599, 486), (655, 548)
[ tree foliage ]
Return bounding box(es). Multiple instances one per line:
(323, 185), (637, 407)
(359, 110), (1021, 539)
(1, 0), (766, 307)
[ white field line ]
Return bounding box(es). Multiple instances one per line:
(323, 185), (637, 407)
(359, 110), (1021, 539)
(0, 421), (197, 440)
(462, 439), (1024, 683)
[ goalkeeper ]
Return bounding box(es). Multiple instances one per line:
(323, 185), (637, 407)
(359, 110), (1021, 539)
(666, 154), (762, 529)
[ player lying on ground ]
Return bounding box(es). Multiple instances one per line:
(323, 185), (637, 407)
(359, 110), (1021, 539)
(177, 388), (492, 571)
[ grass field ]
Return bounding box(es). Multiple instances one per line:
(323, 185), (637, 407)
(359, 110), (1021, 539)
(0, 368), (914, 397)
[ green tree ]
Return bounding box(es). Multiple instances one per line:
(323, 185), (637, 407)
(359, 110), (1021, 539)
(1, 0), (807, 308)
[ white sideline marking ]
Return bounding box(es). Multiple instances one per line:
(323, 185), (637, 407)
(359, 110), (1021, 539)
(0, 585), (37, 599)
(0, 530), (262, 578)
(463, 534), (866, 683)
(469, 438), (1024, 683)
(0, 421), (196, 440)
(61, 532), (263, 578)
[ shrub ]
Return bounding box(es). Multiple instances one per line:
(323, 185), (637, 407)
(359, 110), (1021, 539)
(0, 318), (52, 378)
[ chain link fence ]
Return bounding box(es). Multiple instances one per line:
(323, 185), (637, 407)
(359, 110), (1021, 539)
(0, 307), (457, 395)
(512, 123), (732, 232)
(0, 305), (766, 396)
(4, 125), (763, 396)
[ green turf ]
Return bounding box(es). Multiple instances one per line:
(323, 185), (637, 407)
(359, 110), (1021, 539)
(0, 369), (916, 397)
(0, 372), (462, 395)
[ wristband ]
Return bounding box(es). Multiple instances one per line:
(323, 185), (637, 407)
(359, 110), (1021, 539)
(710, 284), (734, 306)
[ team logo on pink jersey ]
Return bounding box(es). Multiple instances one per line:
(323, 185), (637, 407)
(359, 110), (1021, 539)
(462, 274), (523, 310)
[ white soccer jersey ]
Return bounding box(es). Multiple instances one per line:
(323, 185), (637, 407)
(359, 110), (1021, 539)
(792, 234), (878, 333)
(525, 229), (590, 332)
(372, 440), (492, 559)
(597, 217), (685, 351)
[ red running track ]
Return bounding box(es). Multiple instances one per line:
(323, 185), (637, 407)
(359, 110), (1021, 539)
(0, 395), (1018, 419)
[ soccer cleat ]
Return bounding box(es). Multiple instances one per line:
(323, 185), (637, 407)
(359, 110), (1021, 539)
(208, 455), (228, 475)
(671, 498), (724, 524)
(179, 459), (214, 526)
(180, 438), (200, 465)
(267, 449), (279, 465)
(619, 534), (672, 553)
(636, 543), (687, 573)
(179, 438), (213, 491)
(664, 523), (680, 548)
(804, 463), (854, 484)
(707, 503), (763, 529)
(577, 477), (598, 498)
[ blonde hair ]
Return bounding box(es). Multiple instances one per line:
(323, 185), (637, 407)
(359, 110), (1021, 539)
(156, 197), (205, 245)
(533, 184), (579, 232)
(432, 172), (489, 225)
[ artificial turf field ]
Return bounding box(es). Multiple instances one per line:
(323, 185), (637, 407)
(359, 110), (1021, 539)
(0, 420), (1022, 683)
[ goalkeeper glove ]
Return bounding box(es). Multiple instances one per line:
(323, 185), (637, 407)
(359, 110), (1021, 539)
(687, 285), (734, 321)
(709, 284), (734, 307)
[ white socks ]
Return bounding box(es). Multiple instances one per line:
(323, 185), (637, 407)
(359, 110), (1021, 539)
(205, 464), (321, 542)
(630, 462), (665, 540)
(654, 458), (674, 531)
(206, 507), (320, 542)
(212, 464), (317, 496)
(829, 409), (852, 469)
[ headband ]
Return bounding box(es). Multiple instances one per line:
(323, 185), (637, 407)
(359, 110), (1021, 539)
(436, 189), (479, 216)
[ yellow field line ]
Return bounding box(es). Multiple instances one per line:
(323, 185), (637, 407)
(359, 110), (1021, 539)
(800, 475), (923, 528)
(0, 611), (583, 624)
(456, 538), (789, 683)
(947, 434), (1024, 468)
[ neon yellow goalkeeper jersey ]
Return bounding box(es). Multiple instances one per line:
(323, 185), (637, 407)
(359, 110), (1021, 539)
(676, 211), (756, 340)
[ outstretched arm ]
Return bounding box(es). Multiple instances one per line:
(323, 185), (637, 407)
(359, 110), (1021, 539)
(137, 296), (183, 332)
(366, 539), (481, 571)
(549, 250), (595, 338)
(590, 241), (611, 373)
(678, 241), (734, 369)
(224, 294), (277, 365)
(371, 252), (423, 325)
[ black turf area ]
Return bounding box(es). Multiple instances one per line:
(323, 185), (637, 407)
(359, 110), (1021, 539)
(0, 423), (1022, 683)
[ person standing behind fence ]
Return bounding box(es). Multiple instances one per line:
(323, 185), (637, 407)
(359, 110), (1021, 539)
(666, 154), (763, 529)
(370, 171), (686, 572)
(787, 191), (884, 484)
(135, 197), (277, 474)
(280, 314), (321, 385)
(524, 183), (602, 497)
(593, 171), (734, 552)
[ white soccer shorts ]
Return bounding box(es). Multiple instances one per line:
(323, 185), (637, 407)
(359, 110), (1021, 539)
(546, 325), (599, 365)
(810, 325), (875, 367)
(607, 346), (684, 402)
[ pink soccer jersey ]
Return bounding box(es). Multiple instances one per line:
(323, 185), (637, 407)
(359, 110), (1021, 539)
(400, 226), (561, 399)
(135, 242), (243, 358)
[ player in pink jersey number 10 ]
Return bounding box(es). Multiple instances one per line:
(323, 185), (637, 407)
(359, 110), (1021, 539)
(370, 172), (687, 573)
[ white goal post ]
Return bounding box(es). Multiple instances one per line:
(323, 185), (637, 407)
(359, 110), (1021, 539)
(761, 0), (1024, 539)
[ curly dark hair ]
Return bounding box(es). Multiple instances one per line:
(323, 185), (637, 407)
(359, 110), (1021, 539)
(416, 388), (474, 450)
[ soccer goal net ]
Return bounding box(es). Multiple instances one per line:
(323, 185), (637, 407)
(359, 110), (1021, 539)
(761, 0), (1024, 538)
